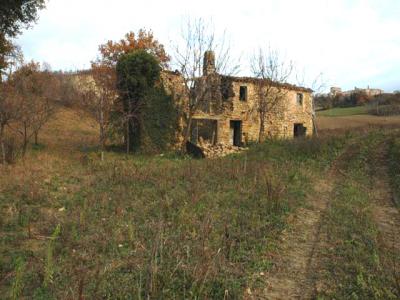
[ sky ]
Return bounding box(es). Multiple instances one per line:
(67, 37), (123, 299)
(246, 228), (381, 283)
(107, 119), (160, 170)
(16, 0), (400, 92)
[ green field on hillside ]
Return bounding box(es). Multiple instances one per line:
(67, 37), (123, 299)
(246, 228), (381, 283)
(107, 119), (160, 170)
(317, 106), (369, 117)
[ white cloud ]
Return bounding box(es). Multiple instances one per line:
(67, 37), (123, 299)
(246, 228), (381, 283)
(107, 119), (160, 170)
(17, 0), (400, 92)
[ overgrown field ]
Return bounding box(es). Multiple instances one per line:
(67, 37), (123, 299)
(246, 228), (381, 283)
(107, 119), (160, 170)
(0, 109), (399, 299)
(316, 131), (400, 299)
(316, 106), (369, 117)
(389, 136), (400, 207)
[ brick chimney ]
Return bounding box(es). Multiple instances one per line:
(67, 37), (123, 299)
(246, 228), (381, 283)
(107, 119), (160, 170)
(203, 50), (216, 76)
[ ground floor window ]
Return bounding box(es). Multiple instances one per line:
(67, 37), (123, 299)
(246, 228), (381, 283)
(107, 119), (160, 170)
(294, 123), (307, 137)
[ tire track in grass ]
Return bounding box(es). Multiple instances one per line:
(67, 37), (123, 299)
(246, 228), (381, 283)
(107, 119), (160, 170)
(261, 179), (332, 300)
(256, 142), (360, 300)
(369, 142), (400, 295)
(313, 134), (400, 299)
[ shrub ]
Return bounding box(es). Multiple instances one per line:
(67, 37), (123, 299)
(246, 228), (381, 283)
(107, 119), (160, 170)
(389, 137), (400, 207)
(368, 103), (400, 116)
(0, 136), (18, 164)
(116, 50), (178, 153)
(10, 257), (26, 300)
(43, 224), (61, 288)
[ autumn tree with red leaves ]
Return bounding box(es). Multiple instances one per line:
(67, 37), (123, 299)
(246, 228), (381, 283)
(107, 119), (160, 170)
(90, 29), (170, 156)
(96, 29), (170, 68)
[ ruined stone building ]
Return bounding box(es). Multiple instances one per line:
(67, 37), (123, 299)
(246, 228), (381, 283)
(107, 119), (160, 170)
(73, 52), (314, 151)
(162, 51), (314, 148)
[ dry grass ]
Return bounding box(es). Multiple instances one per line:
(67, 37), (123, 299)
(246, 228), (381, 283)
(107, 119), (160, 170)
(1, 107), (399, 299)
(1, 107), (334, 298)
(317, 114), (400, 131)
(315, 130), (400, 299)
(37, 106), (98, 154)
(0, 107), (98, 189)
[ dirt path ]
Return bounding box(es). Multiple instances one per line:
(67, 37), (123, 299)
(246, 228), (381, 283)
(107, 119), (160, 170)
(372, 167), (400, 252)
(372, 143), (400, 266)
(258, 143), (361, 300)
(260, 179), (332, 299)
(251, 137), (400, 300)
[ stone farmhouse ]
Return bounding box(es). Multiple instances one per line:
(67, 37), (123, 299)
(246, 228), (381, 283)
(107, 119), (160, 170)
(162, 51), (314, 148)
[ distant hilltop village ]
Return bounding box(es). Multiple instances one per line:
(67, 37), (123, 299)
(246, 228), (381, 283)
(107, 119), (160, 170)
(314, 84), (399, 112)
(329, 86), (384, 97)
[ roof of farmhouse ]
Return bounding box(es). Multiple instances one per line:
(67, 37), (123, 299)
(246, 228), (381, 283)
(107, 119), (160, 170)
(221, 75), (313, 93)
(162, 70), (313, 93)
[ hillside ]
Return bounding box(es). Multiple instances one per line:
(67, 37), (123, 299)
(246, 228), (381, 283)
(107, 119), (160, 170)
(317, 107), (400, 131)
(0, 108), (399, 299)
(317, 106), (369, 117)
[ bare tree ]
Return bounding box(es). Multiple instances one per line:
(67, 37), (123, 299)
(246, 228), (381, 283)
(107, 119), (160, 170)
(172, 18), (240, 152)
(12, 62), (39, 154)
(251, 46), (293, 142)
(79, 64), (117, 160)
(0, 46), (24, 163)
(0, 82), (21, 163)
(8, 61), (57, 155)
(0, 58), (58, 163)
(30, 69), (58, 145)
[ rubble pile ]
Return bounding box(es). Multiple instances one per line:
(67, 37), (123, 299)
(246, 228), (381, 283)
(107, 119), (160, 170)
(197, 139), (248, 158)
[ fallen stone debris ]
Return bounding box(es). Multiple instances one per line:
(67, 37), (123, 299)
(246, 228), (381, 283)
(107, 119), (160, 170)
(197, 140), (248, 158)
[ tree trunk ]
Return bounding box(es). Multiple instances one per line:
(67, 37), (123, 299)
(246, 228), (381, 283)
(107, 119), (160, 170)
(0, 141), (5, 165)
(125, 97), (133, 155)
(258, 114), (265, 143)
(126, 118), (130, 154)
(99, 100), (105, 161)
(312, 114), (318, 137)
(99, 123), (105, 161)
(0, 125), (5, 164)
(22, 122), (28, 157)
(181, 111), (194, 154)
(34, 131), (38, 145)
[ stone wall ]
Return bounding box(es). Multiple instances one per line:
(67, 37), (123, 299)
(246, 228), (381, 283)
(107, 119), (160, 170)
(191, 78), (313, 145)
(160, 70), (188, 148)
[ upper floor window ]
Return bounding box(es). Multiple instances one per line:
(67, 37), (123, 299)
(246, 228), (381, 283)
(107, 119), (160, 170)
(296, 93), (303, 106)
(239, 86), (248, 101)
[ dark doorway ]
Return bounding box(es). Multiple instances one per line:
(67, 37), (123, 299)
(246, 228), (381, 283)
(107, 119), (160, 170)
(294, 123), (307, 138)
(230, 120), (242, 146)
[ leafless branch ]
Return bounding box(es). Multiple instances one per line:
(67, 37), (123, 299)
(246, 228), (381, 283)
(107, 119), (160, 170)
(250, 46), (293, 142)
(172, 17), (240, 151)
